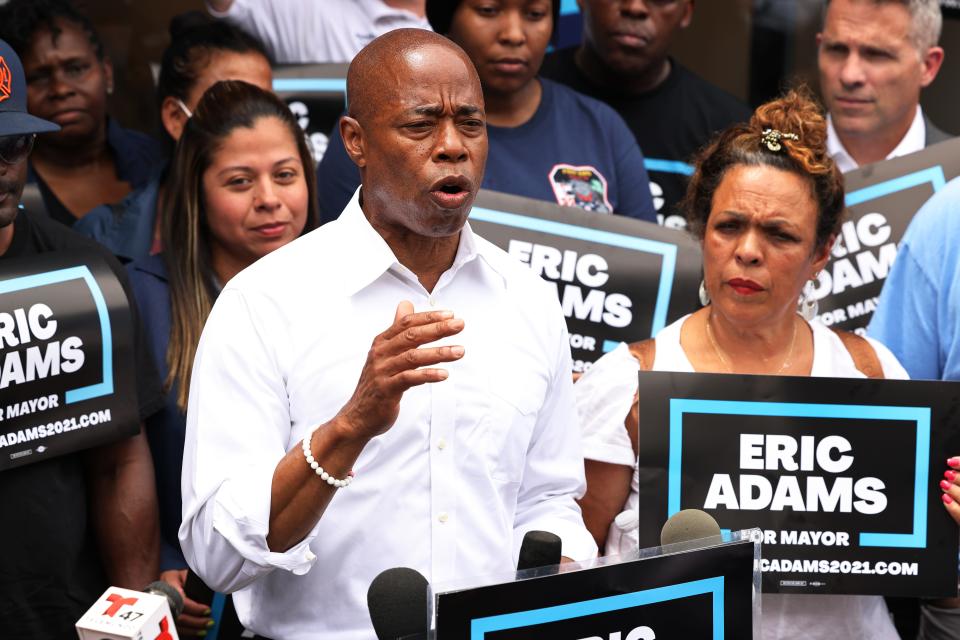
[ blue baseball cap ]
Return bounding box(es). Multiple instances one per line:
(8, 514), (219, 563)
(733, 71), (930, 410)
(0, 38), (59, 136)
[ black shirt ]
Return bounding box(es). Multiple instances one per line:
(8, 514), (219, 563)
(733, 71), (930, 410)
(540, 49), (751, 226)
(0, 209), (163, 639)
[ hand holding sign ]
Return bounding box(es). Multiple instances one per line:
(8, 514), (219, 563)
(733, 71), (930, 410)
(336, 301), (465, 441)
(941, 457), (960, 525)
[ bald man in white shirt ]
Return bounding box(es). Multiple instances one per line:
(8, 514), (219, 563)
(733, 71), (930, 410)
(817, 0), (949, 173)
(206, 0), (430, 63)
(179, 29), (596, 640)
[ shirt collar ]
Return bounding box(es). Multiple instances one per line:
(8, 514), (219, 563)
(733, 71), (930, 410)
(827, 106), (926, 173)
(335, 187), (500, 297)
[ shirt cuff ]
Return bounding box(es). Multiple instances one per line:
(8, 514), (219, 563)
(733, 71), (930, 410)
(583, 440), (636, 467)
(160, 539), (188, 572)
(210, 460), (322, 578)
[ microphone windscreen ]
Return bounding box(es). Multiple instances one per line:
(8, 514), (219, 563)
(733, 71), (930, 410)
(660, 509), (723, 548)
(367, 567), (429, 640)
(517, 530), (562, 572)
(143, 580), (185, 618)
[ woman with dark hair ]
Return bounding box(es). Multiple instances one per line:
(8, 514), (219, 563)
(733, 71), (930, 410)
(0, 0), (164, 225)
(75, 13), (273, 262)
(317, 0), (657, 223)
(573, 88), (945, 639)
(128, 79), (316, 635)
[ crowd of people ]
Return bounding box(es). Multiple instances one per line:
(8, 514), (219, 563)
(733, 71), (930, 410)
(0, 1), (958, 639)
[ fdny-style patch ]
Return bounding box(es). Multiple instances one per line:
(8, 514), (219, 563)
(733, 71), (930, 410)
(0, 57), (10, 103)
(548, 164), (612, 214)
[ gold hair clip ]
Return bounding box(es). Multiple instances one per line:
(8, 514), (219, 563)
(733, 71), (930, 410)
(761, 128), (799, 152)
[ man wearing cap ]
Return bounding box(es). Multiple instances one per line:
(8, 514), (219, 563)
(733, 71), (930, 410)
(0, 39), (164, 638)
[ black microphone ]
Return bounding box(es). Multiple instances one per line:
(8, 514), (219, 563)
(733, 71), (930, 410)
(660, 509), (723, 552)
(516, 530), (562, 577)
(144, 580), (185, 618)
(367, 567), (429, 640)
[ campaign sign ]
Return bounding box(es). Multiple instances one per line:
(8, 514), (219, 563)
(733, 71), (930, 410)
(435, 539), (755, 639)
(635, 371), (960, 596)
(470, 190), (702, 373)
(273, 63), (348, 163)
(0, 251), (138, 471)
(813, 137), (960, 334)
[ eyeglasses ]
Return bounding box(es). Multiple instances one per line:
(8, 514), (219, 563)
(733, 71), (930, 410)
(0, 134), (36, 165)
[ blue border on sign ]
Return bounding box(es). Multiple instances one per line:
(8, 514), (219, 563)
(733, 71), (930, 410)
(469, 576), (724, 639)
(668, 399), (930, 548)
(0, 266), (113, 403)
(845, 166), (946, 206)
(470, 206), (678, 341)
(272, 78), (347, 93)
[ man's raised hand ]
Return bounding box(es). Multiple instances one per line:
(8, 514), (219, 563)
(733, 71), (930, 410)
(335, 300), (464, 441)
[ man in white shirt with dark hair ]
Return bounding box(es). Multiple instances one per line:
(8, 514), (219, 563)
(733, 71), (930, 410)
(817, 0), (949, 173)
(205, 0), (429, 63)
(179, 28), (595, 640)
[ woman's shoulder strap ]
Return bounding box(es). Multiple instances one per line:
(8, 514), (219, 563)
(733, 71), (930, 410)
(627, 339), (657, 372)
(831, 328), (885, 379)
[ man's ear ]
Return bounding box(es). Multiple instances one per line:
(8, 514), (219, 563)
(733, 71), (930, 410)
(920, 46), (945, 88)
(680, 0), (694, 29)
(160, 96), (188, 142)
(340, 115), (367, 168)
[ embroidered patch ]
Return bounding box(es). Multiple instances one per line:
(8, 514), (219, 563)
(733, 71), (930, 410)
(0, 57), (10, 103)
(548, 164), (612, 214)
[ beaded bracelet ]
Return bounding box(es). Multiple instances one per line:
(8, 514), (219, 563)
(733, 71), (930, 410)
(301, 427), (354, 488)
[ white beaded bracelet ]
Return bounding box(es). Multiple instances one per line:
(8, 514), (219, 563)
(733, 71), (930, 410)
(302, 428), (353, 488)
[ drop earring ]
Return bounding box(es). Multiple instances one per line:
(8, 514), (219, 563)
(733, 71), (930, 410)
(699, 280), (710, 306)
(798, 275), (819, 322)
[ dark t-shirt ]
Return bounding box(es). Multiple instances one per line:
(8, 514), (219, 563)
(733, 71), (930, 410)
(0, 209), (163, 639)
(540, 49), (751, 227)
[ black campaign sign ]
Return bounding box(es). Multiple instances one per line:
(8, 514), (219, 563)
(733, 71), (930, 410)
(813, 137), (960, 334)
(635, 371), (960, 596)
(435, 540), (754, 640)
(0, 252), (139, 470)
(470, 190), (702, 373)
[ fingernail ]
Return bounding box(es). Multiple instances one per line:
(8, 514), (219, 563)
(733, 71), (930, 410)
(943, 493), (954, 504)
(451, 346), (464, 357)
(941, 480), (951, 491)
(946, 470), (956, 482)
(203, 608), (211, 616)
(438, 311), (453, 319)
(198, 632), (207, 638)
(207, 619), (216, 627)
(948, 457), (960, 468)
(437, 369), (448, 379)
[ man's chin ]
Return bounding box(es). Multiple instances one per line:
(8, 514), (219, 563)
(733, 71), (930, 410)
(0, 204), (18, 229)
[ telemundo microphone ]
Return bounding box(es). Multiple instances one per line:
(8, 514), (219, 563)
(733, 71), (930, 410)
(660, 508), (724, 552)
(367, 567), (430, 640)
(76, 581), (184, 639)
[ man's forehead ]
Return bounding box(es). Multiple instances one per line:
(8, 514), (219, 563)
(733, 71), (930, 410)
(383, 50), (482, 108)
(823, 0), (913, 45)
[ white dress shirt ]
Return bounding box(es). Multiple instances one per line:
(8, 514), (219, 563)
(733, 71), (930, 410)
(179, 190), (597, 640)
(207, 0), (431, 64)
(827, 106), (927, 173)
(575, 314), (908, 640)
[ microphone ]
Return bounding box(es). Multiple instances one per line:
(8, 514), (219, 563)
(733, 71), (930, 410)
(516, 530), (562, 576)
(367, 567), (429, 640)
(660, 509), (723, 552)
(76, 582), (183, 639)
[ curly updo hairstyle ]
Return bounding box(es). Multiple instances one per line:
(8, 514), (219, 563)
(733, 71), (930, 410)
(683, 88), (846, 251)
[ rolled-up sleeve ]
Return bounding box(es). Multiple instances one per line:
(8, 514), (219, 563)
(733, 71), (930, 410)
(513, 325), (598, 563)
(179, 288), (320, 593)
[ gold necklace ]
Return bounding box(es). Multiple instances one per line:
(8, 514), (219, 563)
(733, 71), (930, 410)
(705, 314), (798, 374)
